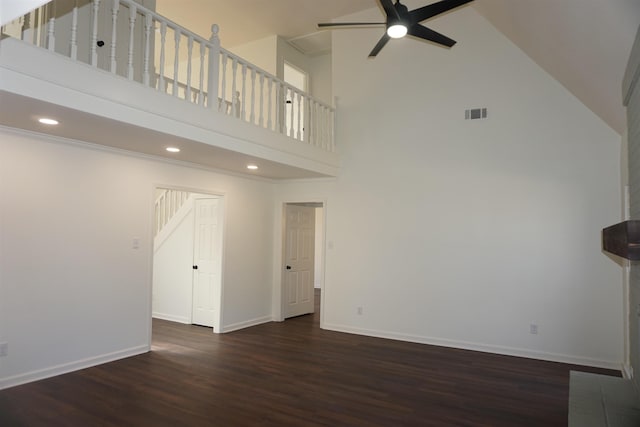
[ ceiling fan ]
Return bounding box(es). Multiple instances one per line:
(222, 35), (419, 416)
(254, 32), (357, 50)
(317, 0), (474, 57)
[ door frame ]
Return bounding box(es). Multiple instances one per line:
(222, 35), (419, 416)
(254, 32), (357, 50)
(273, 198), (327, 326)
(148, 184), (227, 345)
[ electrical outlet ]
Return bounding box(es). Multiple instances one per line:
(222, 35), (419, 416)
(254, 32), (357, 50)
(357, 306), (363, 315)
(529, 324), (538, 335)
(0, 342), (8, 357)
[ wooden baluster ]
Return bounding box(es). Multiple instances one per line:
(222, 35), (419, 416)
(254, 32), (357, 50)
(267, 78), (273, 131)
(46, 2), (56, 51)
(207, 24), (220, 110)
(143, 13), (152, 86)
(186, 35), (193, 101)
(172, 191), (178, 216)
(159, 21), (167, 92)
(241, 64), (247, 121)
(313, 102), (318, 146)
(307, 101), (318, 146)
(275, 82), (281, 134)
(288, 88), (294, 137)
(231, 57), (238, 116)
(109, 0), (119, 73)
(316, 104), (322, 148)
(127, 4), (137, 80)
(90, 0), (100, 66)
(173, 29), (181, 97)
(331, 102), (336, 152)
(304, 96), (310, 144)
(259, 74), (265, 127)
(250, 68), (256, 124)
(296, 92), (302, 140)
(69, 1), (79, 60)
(164, 192), (170, 227)
(323, 106), (328, 149)
(220, 52), (228, 112)
(155, 203), (159, 235)
(321, 105), (327, 149)
(198, 41), (205, 105)
(318, 103), (323, 148)
(234, 91), (240, 118)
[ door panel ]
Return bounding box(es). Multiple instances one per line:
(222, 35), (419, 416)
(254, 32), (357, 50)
(284, 205), (315, 318)
(192, 198), (219, 327)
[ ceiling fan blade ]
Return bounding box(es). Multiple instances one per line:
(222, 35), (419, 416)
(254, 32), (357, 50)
(369, 33), (391, 57)
(410, 0), (474, 23)
(408, 24), (456, 47)
(379, 0), (399, 20)
(318, 22), (386, 28)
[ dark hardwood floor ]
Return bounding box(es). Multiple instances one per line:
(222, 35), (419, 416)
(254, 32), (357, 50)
(0, 289), (619, 426)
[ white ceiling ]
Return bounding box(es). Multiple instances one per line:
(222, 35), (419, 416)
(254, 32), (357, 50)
(156, 0), (640, 135)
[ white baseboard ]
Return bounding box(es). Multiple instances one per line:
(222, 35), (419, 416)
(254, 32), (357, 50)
(152, 312), (190, 324)
(322, 323), (622, 371)
(221, 316), (272, 333)
(622, 363), (634, 379)
(0, 345), (149, 390)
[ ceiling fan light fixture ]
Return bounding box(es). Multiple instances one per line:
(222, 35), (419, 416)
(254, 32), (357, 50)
(387, 23), (407, 39)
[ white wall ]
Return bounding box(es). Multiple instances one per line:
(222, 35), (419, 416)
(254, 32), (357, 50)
(229, 35), (278, 76)
(0, 128), (275, 388)
(309, 53), (332, 105)
(278, 6), (624, 368)
(0, 0), (49, 25)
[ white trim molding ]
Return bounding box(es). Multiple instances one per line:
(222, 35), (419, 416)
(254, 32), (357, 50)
(0, 345), (149, 390)
(322, 323), (622, 371)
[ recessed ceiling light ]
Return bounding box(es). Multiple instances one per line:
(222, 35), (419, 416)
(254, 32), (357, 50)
(166, 147), (180, 153)
(247, 164), (259, 170)
(38, 118), (59, 125)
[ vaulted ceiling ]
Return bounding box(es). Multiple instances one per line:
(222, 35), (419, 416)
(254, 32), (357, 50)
(157, 0), (640, 135)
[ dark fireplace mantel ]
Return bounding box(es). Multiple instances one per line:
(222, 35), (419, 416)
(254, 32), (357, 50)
(602, 220), (640, 260)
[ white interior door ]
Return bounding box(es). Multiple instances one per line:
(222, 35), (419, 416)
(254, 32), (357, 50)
(284, 205), (315, 318)
(192, 198), (220, 327)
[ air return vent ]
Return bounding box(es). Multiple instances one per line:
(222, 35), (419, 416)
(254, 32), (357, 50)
(465, 108), (487, 120)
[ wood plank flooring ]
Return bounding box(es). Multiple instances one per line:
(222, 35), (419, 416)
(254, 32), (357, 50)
(0, 291), (619, 426)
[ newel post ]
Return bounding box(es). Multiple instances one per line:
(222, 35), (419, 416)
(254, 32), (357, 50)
(207, 24), (220, 109)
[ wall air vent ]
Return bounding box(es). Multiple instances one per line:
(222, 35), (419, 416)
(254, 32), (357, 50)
(465, 108), (488, 120)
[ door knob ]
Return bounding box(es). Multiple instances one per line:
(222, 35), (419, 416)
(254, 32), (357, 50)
(193, 265), (198, 270)
(286, 265), (292, 270)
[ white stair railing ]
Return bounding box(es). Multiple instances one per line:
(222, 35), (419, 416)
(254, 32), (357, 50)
(1, 0), (336, 152)
(154, 189), (191, 238)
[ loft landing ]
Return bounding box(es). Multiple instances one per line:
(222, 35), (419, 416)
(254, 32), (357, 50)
(0, 0), (339, 179)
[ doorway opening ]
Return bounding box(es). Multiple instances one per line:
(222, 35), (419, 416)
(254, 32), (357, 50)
(151, 187), (224, 334)
(281, 202), (324, 324)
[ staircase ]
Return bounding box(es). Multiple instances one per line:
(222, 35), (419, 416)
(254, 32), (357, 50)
(154, 189), (192, 250)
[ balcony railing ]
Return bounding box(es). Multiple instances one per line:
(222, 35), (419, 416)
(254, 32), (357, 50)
(1, 0), (335, 152)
